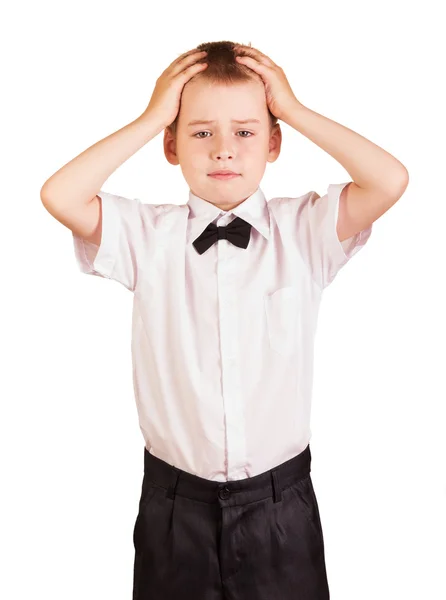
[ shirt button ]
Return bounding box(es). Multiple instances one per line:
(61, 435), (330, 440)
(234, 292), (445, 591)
(218, 486), (231, 500)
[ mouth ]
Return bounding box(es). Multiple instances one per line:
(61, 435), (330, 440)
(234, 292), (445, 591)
(208, 171), (240, 179)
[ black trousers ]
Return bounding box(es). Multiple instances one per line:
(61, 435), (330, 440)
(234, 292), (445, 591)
(132, 444), (330, 599)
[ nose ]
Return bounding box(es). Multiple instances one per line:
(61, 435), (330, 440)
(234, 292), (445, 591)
(215, 151), (233, 160)
(211, 134), (235, 160)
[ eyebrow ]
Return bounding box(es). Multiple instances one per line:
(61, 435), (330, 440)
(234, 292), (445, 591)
(187, 119), (261, 127)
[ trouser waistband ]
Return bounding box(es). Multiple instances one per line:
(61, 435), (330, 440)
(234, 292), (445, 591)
(142, 444), (312, 506)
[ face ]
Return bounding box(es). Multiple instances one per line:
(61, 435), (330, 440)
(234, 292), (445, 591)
(163, 78), (282, 211)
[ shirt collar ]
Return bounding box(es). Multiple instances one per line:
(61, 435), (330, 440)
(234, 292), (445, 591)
(186, 186), (271, 245)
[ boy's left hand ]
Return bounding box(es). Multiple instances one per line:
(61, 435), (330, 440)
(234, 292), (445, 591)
(233, 45), (302, 122)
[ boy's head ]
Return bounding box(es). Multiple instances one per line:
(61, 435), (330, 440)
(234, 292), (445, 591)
(163, 41), (282, 211)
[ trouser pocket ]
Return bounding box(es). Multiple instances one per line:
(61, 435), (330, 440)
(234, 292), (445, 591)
(133, 476), (158, 550)
(290, 474), (324, 545)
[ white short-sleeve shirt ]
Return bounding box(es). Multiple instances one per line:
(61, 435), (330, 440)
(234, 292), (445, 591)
(72, 183), (372, 481)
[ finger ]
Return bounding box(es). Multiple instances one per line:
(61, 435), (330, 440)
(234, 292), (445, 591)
(180, 48), (207, 60)
(236, 55), (270, 73)
(177, 62), (208, 80)
(178, 49), (208, 63)
(234, 45), (276, 67)
(170, 50), (207, 75)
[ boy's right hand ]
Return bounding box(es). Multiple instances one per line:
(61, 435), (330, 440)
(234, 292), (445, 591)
(140, 49), (208, 129)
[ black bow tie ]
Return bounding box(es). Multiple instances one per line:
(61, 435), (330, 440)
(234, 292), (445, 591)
(192, 217), (252, 255)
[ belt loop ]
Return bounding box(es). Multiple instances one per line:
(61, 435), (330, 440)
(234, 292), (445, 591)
(271, 469), (282, 503)
(166, 469), (180, 500)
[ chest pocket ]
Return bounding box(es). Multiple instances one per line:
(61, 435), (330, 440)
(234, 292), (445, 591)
(264, 286), (300, 356)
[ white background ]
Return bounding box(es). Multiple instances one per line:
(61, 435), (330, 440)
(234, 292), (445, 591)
(2, 0), (445, 598)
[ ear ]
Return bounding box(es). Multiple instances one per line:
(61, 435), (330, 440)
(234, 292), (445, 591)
(267, 123), (282, 163)
(163, 128), (180, 166)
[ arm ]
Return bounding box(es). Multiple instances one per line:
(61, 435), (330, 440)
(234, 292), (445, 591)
(40, 112), (165, 244)
(283, 104), (409, 241)
(40, 47), (209, 210)
(233, 46), (409, 243)
(40, 113), (165, 208)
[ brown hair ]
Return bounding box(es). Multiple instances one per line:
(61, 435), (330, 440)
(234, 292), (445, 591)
(167, 40), (278, 138)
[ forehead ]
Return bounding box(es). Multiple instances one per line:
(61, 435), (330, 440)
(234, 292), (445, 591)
(180, 80), (266, 117)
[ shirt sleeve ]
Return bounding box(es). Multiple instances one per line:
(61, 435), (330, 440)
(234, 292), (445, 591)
(295, 181), (373, 289)
(72, 191), (161, 292)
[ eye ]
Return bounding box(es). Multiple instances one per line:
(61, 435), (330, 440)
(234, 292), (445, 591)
(193, 130), (253, 139)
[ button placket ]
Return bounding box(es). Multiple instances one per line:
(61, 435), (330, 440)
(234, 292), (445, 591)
(217, 232), (248, 481)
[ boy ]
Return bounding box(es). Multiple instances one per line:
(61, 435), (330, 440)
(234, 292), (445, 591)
(41, 41), (409, 599)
